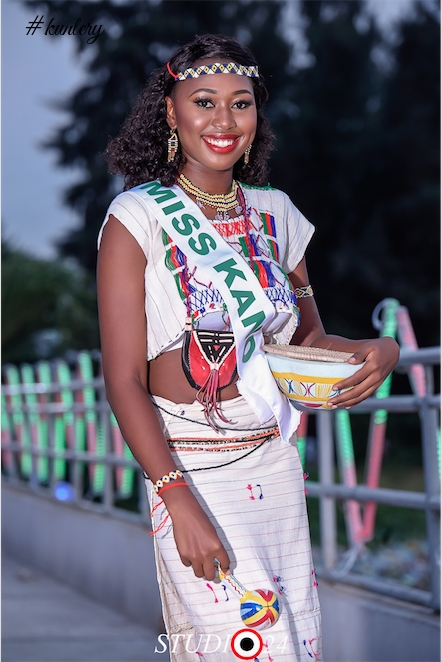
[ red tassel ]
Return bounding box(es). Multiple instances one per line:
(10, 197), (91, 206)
(150, 508), (171, 536)
(196, 366), (231, 430)
(149, 499), (171, 536)
(151, 499), (164, 516)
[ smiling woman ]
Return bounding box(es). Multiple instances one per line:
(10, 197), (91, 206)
(164, 61), (257, 184)
(98, 34), (399, 661)
(104, 35), (274, 191)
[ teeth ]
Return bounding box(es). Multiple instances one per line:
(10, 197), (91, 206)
(205, 137), (236, 147)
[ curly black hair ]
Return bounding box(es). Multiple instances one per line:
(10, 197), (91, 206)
(104, 34), (275, 190)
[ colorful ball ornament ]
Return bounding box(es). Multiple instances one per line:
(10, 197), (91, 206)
(240, 589), (280, 631)
(214, 559), (281, 631)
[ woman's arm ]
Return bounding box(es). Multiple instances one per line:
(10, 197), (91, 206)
(288, 258), (400, 408)
(97, 214), (230, 579)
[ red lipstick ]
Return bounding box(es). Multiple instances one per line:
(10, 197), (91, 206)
(202, 134), (240, 154)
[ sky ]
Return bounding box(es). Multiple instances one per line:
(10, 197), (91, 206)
(2, 0), (84, 259)
(2, 0), (420, 260)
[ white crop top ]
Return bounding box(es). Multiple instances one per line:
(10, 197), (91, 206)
(98, 183), (314, 361)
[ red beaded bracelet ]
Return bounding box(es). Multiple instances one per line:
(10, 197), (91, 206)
(157, 481), (189, 497)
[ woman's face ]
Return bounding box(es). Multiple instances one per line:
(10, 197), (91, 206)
(165, 59), (257, 181)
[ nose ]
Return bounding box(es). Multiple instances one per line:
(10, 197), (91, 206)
(211, 103), (236, 131)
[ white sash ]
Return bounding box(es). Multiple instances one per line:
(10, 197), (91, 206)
(132, 181), (300, 443)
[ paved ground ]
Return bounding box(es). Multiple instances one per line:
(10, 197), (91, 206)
(2, 554), (165, 662)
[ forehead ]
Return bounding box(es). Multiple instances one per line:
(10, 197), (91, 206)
(172, 58), (255, 96)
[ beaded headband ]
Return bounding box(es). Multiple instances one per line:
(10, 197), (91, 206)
(167, 61), (259, 81)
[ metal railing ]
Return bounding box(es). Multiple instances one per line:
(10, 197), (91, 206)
(310, 347), (440, 611)
(1, 352), (151, 525)
(2, 346), (440, 611)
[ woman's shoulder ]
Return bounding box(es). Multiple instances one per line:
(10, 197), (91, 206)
(239, 181), (282, 199)
(239, 182), (302, 218)
(108, 183), (154, 206)
(106, 182), (163, 223)
(99, 183), (160, 253)
(240, 182), (314, 260)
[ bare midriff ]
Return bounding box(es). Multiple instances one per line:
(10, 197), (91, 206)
(148, 348), (239, 404)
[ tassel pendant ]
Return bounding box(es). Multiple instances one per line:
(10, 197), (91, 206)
(196, 364), (231, 430)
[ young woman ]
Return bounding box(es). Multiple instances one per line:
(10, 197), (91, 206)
(98, 34), (399, 661)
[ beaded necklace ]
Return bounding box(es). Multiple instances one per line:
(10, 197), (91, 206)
(178, 173), (242, 221)
(180, 182), (258, 305)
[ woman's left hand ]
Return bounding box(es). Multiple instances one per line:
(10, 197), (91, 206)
(326, 337), (400, 409)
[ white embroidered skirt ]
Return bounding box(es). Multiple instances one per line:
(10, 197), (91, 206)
(146, 395), (322, 662)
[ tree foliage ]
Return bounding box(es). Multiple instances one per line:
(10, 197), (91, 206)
(284, 0), (439, 344)
(24, 0), (440, 347)
(2, 240), (99, 364)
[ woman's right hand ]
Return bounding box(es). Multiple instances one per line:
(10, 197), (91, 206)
(163, 486), (231, 581)
(98, 216), (228, 580)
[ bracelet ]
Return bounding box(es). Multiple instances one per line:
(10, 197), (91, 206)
(154, 469), (184, 493)
(295, 285), (314, 298)
(157, 481), (189, 497)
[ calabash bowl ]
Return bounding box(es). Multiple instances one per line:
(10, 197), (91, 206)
(263, 344), (362, 409)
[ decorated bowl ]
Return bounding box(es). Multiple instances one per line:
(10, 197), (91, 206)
(263, 344), (362, 409)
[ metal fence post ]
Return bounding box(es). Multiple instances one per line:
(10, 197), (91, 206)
(420, 364), (441, 611)
(317, 410), (337, 569)
(103, 412), (113, 514)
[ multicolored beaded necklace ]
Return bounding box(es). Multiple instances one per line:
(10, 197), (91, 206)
(178, 173), (242, 221)
(177, 180), (259, 304)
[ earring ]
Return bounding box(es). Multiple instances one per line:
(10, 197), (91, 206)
(167, 130), (179, 162)
(244, 144), (252, 165)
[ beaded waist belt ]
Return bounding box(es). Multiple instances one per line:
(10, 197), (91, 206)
(167, 426), (279, 453)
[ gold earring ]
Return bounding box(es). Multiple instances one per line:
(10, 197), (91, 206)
(167, 130), (179, 162)
(244, 144), (252, 165)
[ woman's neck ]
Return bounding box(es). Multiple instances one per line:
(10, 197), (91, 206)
(180, 164), (234, 195)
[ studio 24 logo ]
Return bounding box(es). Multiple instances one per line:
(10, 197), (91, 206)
(231, 629), (263, 660)
(154, 630), (289, 657)
(231, 629), (288, 660)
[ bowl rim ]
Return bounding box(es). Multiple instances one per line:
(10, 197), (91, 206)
(263, 343), (353, 363)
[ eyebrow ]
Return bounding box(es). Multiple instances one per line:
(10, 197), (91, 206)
(189, 88), (253, 97)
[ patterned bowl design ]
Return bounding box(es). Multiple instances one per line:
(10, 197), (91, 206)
(264, 351), (361, 409)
